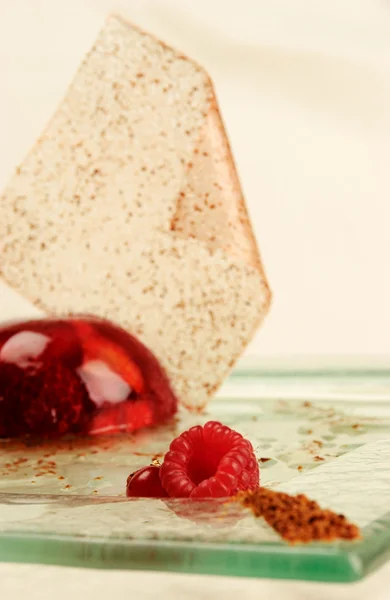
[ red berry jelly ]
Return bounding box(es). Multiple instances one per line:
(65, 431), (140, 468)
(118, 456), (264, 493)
(0, 316), (177, 437)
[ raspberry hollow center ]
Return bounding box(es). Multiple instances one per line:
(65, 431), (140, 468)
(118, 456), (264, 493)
(187, 448), (222, 485)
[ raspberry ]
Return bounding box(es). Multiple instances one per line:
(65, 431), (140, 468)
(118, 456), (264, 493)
(159, 421), (259, 498)
(126, 465), (168, 498)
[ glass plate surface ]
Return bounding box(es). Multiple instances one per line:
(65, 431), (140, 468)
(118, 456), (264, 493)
(0, 367), (390, 583)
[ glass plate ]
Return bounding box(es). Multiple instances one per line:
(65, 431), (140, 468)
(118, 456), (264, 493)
(0, 367), (390, 583)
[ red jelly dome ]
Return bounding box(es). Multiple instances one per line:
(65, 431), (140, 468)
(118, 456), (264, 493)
(0, 316), (177, 437)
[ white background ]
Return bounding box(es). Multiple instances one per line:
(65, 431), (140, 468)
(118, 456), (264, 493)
(1, 0), (390, 359)
(1, 1), (390, 597)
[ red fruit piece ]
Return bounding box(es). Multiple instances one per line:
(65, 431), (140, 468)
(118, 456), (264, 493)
(126, 465), (168, 498)
(159, 421), (259, 499)
(75, 317), (177, 432)
(72, 320), (145, 394)
(21, 361), (88, 436)
(0, 316), (177, 438)
(0, 360), (90, 437)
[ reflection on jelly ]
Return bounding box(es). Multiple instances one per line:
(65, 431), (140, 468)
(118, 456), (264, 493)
(0, 331), (50, 368)
(77, 360), (132, 406)
(0, 316), (178, 438)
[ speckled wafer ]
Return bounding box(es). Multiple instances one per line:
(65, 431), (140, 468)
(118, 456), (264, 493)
(0, 15), (271, 409)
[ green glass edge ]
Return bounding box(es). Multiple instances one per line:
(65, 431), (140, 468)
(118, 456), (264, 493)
(354, 515), (390, 579)
(1, 513), (390, 583)
(0, 533), (361, 582)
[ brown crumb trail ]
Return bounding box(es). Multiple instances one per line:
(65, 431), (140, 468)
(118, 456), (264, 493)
(235, 488), (360, 544)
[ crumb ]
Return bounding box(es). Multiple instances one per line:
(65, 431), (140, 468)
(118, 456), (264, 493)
(235, 488), (360, 543)
(134, 451), (153, 457)
(152, 452), (163, 458)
